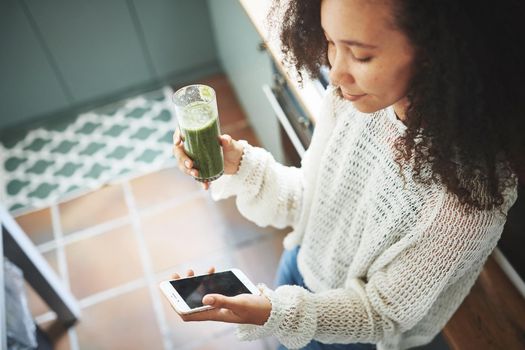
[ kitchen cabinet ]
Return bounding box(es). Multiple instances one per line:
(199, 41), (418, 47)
(0, 0), (70, 129)
(25, 0), (152, 104)
(131, 0), (218, 80)
(207, 0), (284, 162)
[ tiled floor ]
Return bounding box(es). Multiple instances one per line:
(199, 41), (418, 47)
(15, 74), (288, 350)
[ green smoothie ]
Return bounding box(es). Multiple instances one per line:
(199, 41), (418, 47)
(180, 101), (224, 181)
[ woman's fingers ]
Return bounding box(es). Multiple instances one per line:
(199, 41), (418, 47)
(219, 134), (233, 148)
(172, 132), (206, 183)
(173, 129), (193, 172)
(173, 129), (181, 145)
(173, 129), (223, 188)
(171, 267), (214, 280)
(181, 294), (270, 325)
(180, 306), (238, 323)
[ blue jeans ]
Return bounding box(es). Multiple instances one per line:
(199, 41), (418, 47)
(274, 246), (376, 350)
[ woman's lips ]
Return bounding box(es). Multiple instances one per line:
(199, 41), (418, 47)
(342, 91), (366, 101)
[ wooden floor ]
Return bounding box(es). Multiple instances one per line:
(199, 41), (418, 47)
(16, 74), (288, 350)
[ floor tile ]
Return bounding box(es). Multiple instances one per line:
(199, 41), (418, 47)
(75, 288), (163, 350)
(130, 166), (201, 210)
(15, 207), (54, 245)
(158, 289), (234, 349)
(59, 184), (128, 235)
(219, 104), (248, 130)
(234, 233), (288, 288)
(213, 197), (287, 247)
(25, 249), (60, 317)
(141, 197), (226, 273)
(11, 72), (292, 350)
(192, 329), (267, 350)
(64, 225), (144, 299)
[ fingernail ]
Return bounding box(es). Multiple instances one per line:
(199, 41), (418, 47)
(192, 170), (198, 177)
(184, 160), (190, 168)
(203, 296), (215, 305)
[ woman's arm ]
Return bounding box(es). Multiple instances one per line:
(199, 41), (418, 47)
(237, 193), (513, 348)
(210, 141), (304, 229)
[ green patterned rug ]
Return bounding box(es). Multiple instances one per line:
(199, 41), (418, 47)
(0, 86), (177, 215)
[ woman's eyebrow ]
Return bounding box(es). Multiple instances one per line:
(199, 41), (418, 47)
(340, 39), (378, 49)
(322, 30), (377, 49)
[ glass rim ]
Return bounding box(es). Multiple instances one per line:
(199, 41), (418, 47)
(172, 84), (216, 107)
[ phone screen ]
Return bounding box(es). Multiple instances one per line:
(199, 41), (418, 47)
(170, 271), (251, 309)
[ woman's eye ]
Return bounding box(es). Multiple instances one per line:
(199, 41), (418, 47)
(354, 56), (373, 63)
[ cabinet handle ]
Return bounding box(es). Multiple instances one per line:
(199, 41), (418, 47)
(298, 116), (311, 129)
(257, 41), (267, 52)
(262, 84), (306, 157)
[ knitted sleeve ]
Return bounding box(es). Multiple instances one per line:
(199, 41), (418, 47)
(210, 140), (303, 229)
(237, 193), (511, 348)
(209, 87), (336, 230)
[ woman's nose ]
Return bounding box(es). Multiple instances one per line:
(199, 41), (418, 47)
(329, 53), (353, 87)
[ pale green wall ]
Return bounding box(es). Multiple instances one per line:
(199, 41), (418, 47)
(0, 0), (219, 130)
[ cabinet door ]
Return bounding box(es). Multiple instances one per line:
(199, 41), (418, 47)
(208, 0), (284, 162)
(131, 0), (218, 80)
(25, 0), (151, 103)
(0, 0), (69, 129)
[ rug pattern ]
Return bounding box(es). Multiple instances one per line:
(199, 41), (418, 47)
(0, 87), (177, 215)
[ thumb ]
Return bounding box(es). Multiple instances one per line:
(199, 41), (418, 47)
(202, 294), (235, 309)
(219, 134), (234, 149)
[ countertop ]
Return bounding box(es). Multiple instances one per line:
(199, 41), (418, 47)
(238, 0), (325, 124)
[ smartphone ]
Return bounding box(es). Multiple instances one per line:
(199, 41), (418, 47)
(159, 268), (260, 315)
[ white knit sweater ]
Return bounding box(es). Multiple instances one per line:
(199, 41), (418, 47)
(210, 87), (517, 350)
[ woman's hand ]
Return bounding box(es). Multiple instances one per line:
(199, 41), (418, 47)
(172, 130), (244, 190)
(171, 268), (272, 326)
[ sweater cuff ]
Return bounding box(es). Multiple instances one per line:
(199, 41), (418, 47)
(210, 140), (266, 201)
(236, 285), (316, 349)
(236, 285), (283, 341)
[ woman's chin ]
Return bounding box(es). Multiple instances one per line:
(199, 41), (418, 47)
(350, 100), (382, 114)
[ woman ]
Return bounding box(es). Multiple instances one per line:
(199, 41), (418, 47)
(171, 0), (524, 349)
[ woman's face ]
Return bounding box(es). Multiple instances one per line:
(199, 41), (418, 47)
(321, 0), (415, 116)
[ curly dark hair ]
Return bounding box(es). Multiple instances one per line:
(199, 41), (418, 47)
(269, 0), (525, 211)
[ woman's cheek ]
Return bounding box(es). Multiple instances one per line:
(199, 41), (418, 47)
(327, 46), (335, 67)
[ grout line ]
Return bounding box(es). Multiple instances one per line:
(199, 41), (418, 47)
(78, 278), (147, 309)
(122, 181), (174, 350)
(50, 204), (80, 350)
(60, 216), (129, 247)
(37, 216), (130, 254)
(36, 186), (205, 255)
(37, 238), (59, 254)
(34, 234), (271, 322)
(35, 311), (56, 325)
(152, 232), (273, 281)
(35, 277), (147, 323)
(139, 189), (207, 219)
